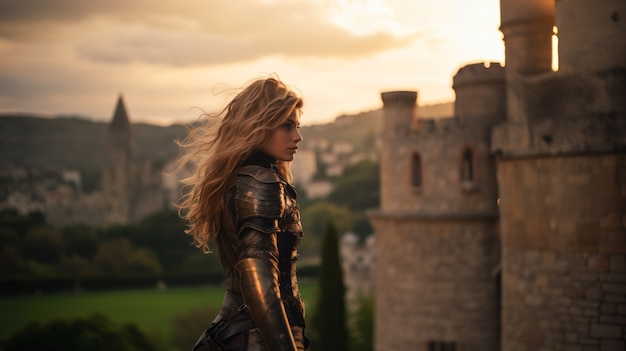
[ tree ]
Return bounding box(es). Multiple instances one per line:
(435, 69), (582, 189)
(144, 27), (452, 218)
(20, 225), (63, 264)
(125, 209), (190, 273)
(312, 220), (348, 351)
(327, 160), (380, 212)
(93, 238), (161, 276)
(61, 224), (98, 259)
(0, 208), (46, 237)
(300, 201), (353, 258)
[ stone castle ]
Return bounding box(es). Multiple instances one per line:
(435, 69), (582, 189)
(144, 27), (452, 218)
(30, 95), (166, 227)
(368, 0), (625, 350)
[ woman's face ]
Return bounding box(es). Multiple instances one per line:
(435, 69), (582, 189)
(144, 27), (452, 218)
(261, 114), (302, 162)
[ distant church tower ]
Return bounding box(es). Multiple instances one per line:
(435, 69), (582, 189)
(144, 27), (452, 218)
(102, 95), (134, 225)
(102, 95), (164, 225)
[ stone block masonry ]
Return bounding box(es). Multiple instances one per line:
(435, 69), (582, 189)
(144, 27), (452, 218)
(498, 154), (626, 351)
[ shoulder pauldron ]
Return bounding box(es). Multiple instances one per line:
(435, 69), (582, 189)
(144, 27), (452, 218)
(235, 165), (285, 234)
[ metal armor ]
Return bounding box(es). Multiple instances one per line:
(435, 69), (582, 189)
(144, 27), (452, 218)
(194, 158), (306, 351)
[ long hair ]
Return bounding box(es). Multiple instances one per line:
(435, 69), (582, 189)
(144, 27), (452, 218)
(175, 75), (304, 253)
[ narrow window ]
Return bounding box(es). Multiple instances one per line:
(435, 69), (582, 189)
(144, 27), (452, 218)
(411, 152), (422, 188)
(462, 149), (473, 182)
(552, 25), (559, 72)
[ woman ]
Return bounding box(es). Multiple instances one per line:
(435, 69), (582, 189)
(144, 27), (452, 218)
(176, 76), (308, 351)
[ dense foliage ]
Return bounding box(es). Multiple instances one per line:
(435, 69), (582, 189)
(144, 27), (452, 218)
(297, 159), (379, 258)
(5, 314), (155, 351)
(0, 208), (221, 286)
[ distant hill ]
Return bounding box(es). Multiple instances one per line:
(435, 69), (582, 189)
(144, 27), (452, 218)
(298, 101), (453, 152)
(0, 101), (452, 171)
(0, 114), (188, 171)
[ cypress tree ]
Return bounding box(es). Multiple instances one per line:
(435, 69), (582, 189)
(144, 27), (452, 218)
(313, 220), (348, 351)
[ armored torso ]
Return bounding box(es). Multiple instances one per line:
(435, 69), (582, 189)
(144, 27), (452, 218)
(216, 152), (305, 329)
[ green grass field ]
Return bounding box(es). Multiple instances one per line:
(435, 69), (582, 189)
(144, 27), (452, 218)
(0, 282), (318, 346)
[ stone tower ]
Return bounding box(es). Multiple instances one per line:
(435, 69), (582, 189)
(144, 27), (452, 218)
(103, 95), (135, 225)
(499, 0), (555, 125)
(493, 0), (626, 350)
(102, 95), (164, 225)
(369, 62), (506, 350)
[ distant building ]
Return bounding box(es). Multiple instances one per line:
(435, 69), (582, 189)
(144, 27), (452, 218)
(13, 95), (168, 227)
(291, 149), (317, 186)
(101, 95), (165, 225)
(304, 180), (333, 199)
(333, 141), (354, 155)
(340, 232), (375, 303)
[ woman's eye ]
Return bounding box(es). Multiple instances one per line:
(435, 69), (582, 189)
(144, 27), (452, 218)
(282, 123), (292, 130)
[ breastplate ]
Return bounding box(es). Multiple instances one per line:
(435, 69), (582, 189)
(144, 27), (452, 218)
(218, 178), (305, 325)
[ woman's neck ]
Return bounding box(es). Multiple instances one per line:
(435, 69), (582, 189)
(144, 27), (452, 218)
(243, 150), (278, 170)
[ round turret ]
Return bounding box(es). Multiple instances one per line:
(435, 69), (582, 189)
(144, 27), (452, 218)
(380, 90), (417, 106)
(500, 0), (555, 75)
(453, 62), (506, 124)
(452, 62), (506, 88)
(380, 91), (417, 139)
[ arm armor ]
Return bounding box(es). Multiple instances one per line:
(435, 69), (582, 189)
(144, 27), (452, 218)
(236, 253), (298, 351)
(234, 166), (298, 350)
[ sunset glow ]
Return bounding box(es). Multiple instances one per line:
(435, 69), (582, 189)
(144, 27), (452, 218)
(0, 0), (504, 126)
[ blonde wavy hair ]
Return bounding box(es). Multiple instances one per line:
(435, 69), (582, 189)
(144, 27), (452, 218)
(175, 75), (304, 253)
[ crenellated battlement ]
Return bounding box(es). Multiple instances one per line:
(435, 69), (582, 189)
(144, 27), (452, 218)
(492, 68), (626, 156)
(452, 62), (505, 89)
(414, 117), (458, 133)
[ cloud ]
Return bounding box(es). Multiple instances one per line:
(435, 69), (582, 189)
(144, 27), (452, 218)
(0, 0), (418, 66)
(74, 20), (416, 67)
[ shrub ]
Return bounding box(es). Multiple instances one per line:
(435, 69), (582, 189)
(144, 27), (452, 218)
(5, 314), (155, 351)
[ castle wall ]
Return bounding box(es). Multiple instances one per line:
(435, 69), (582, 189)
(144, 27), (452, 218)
(497, 154), (626, 351)
(495, 1), (626, 350)
(381, 123), (499, 215)
(380, 91), (500, 216)
(369, 215), (500, 351)
(373, 89), (502, 351)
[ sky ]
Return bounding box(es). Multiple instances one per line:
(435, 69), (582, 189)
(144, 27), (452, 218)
(0, 0), (504, 126)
